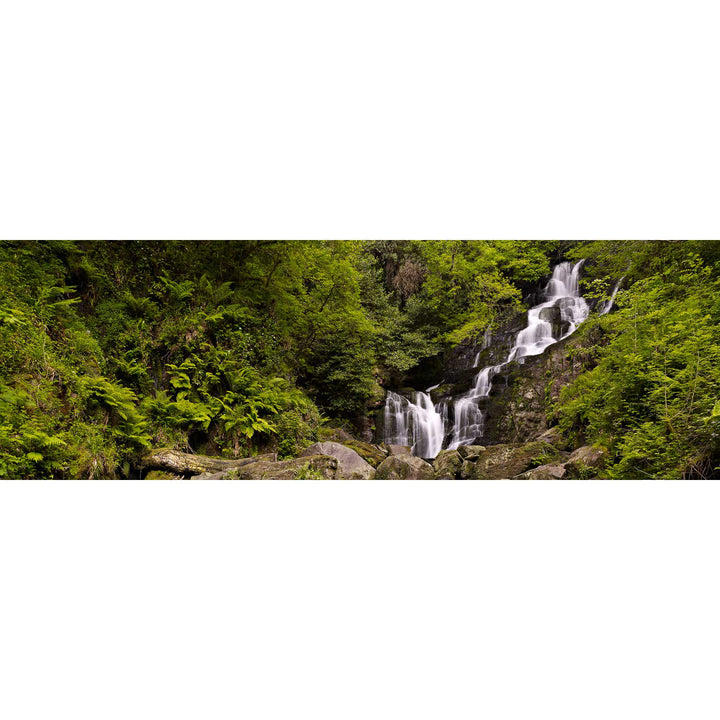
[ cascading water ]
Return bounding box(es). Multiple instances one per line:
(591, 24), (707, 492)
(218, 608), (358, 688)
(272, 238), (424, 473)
(383, 390), (444, 459)
(599, 276), (624, 316)
(382, 260), (591, 457)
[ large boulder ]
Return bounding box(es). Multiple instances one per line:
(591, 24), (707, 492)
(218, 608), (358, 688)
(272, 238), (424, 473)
(230, 455), (339, 479)
(433, 449), (463, 479)
(300, 442), (375, 479)
(375, 455), (435, 480)
(464, 441), (559, 480)
(564, 445), (607, 478)
(340, 439), (388, 468)
(386, 444), (412, 456)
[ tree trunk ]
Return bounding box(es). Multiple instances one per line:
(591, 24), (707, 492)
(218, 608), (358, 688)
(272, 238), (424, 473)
(142, 449), (277, 476)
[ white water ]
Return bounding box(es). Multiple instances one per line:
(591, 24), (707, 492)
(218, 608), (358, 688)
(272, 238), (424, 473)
(383, 390), (444, 458)
(599, 276), (624, 316)
(383, 260), (590, 457)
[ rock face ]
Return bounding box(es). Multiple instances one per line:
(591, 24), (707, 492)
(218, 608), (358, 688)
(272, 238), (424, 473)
(375, 455), (435, 480)
(299, 442), (376, 479)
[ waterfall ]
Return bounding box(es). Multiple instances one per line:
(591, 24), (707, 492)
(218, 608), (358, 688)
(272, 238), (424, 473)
(599, 276), (624, 316)
(382, 260), (590, 457)
(383, 390), (444, 459)
(472, 326), (492, 367)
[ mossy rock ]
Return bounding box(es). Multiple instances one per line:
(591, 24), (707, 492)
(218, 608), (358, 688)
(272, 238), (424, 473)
(144, 470), (177, 480)
(429, 384), (456, 403)
(457, 445), (486, 460)
(465, 441), (561, 480)
(433, 449), (463, 479)
(318, 427), (354, 443)
(375, 455), (435, 480)
(340, 440), (388, 468)
(564, 445), (608, 479)
(517, 464), (567, 480)
(230, 455), (339, 479)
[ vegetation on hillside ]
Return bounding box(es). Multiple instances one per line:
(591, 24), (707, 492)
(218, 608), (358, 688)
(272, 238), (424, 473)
(0, 239), (717, 478)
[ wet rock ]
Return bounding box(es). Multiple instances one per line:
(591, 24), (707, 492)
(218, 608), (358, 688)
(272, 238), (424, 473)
(375, 455), (435, 480)
(300, 442), (376, 479)
(433, 449), (463, 479)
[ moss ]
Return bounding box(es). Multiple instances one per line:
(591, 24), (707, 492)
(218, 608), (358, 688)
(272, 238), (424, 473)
(340, 440), (387, 468)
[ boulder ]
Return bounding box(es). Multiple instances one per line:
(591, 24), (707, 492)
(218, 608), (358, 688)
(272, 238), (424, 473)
(230, 455), (339, 479)
(375, 455), (435, 480)
(433, 449), (463, 479)
(457, 445), (486, 460)
(534, 426), (570, 450)
(340, 439), (388, 468)
(300, 442), (375, 479)
(387, 444), (412, 456)
(517, 464), (567, 480)
(464, 441), (560, 480)
(564, 445), (607, 478)
(317, 427), (354, 443)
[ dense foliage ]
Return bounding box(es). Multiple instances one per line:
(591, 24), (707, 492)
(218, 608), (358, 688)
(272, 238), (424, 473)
(1, 239), (718, 479)
(0, 240), (557, 477)
(557, 241), (720, 478)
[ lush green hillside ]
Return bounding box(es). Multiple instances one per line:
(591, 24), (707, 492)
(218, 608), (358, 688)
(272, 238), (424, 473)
(0, 240), (718, 478)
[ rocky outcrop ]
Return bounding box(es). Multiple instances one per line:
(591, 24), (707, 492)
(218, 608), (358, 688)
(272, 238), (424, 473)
(375, 455), (435, 480)
(299, 442), (376, 479)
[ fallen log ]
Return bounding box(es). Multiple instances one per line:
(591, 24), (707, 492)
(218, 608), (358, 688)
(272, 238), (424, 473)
(142, 448), (277, 476)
